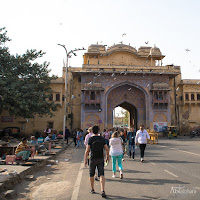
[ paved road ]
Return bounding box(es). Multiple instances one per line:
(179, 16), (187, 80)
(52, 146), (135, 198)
(13, 137), (200, 200)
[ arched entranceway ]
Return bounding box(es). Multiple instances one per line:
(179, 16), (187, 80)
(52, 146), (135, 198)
(106, 83), (147, 129)
(119, 102), (137, 129)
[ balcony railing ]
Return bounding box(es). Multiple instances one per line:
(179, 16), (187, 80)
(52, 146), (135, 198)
(84, 99), (101, 104)
(184, 100), (200, 104)
(152, 99), (168, 104)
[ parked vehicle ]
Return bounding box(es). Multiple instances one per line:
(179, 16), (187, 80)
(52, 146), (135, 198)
(2, 127), (20, 138)
(190, 128), (200, 138)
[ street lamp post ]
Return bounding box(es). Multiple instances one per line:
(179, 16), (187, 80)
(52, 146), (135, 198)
(57, 44), (85, 142)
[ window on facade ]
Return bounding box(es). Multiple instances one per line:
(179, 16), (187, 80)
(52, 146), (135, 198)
(153, 103), (167, 109)
(185, 94), (189, 101)
(90, 91), (96, 100)
(56, 94), (60, 101)
(78, 77), (81, 82)
(62, 95), (64, 101)
(191, 94), (195, 101)
(197, 94), (200, 101)
(48, 122), (54, 129)
(84, 104), (89, 110)
(91, 104), (95, 110)
(164, 92), (167, 99)
(96, 104), (101, 109)
(49, 94), (53, 101)
(158, 92), (163, 100)
(154, 92), (158, 100)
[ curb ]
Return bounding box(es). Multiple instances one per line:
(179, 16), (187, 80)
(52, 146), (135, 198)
(0, 141), (72, 194)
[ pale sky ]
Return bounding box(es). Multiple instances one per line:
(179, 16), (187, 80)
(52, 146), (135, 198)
(1, 0), (200, 79)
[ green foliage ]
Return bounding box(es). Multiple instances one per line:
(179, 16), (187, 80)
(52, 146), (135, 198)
(0, 27), (58, 118)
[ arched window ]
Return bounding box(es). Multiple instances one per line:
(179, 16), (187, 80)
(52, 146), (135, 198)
(191, 94), (195, 101)
(90, 91), (95, 100)
(56, 94), (60, 101)
(197, 94), (200, 101)
(185, 94), (189, 101)
(49, 94), (53, 101)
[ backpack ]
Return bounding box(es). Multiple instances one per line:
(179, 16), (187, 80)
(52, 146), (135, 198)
(91, 137), (104, 158)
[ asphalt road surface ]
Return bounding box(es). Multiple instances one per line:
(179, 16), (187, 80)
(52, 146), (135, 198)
(13, 136), (200, 200)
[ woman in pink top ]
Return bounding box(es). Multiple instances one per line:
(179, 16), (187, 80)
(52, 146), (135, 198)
(103, 129), (110, 146)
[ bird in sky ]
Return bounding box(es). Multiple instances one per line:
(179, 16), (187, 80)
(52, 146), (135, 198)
(119, 41), (123, 44)
(122, 33), (126, 37)
(185, 49), (190, 52)
(145, 41), (149, 44)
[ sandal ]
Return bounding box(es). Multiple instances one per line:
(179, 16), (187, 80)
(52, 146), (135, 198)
(101, 191), (107, 198)
(90, 189), (95, 194)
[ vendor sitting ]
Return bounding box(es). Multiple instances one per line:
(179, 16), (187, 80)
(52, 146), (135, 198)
(30, 136), (46, 152)
(15, 137), (32, 161)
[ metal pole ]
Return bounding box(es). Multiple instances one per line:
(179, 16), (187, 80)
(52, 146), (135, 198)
(57, 45), (85, 142)
(58, 44), (68, 142)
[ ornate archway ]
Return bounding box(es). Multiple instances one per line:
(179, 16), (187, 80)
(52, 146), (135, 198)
(105, 83), (147, 129)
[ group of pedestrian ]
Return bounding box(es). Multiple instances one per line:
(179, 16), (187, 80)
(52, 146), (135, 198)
(84, 124), (150, 198)
(72, 128), (84, 147)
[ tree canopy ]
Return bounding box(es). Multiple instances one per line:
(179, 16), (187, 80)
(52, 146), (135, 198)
(0, 27), (58, 118)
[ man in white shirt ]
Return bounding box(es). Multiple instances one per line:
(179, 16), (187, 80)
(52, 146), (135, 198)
(135, 124), (150, 162)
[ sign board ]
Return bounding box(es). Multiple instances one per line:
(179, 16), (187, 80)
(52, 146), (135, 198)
(153, 122), (167, 132)
(1, 116), (13, 122)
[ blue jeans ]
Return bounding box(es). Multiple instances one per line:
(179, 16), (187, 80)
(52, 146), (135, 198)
(129, 143), (135, 159)
(77, 137), (83, 147)
(16, 151), (31, 160)
(111, 154), (123, 172)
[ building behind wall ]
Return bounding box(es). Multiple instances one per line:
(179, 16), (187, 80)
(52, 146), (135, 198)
(0, 43), (200, 136)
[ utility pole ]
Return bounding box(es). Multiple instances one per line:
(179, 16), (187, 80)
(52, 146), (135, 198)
(57, 44), (85, 141)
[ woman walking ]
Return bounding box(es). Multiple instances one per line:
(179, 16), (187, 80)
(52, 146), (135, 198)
(109, 131), (124, 179)
(77, 129), (84, 147)
(103, 129), (110, 146)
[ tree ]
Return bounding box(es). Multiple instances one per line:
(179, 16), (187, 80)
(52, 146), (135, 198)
(120, 109), (129, 126)
(0, 27), (58, 118)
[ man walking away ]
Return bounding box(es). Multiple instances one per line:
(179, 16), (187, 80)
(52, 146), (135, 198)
(135, 125), (150, 162)
(84, 125), (109, 198)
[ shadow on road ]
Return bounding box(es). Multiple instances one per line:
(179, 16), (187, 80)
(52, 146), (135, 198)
(150, 159), (197, 164)
(106, 177), (189, 185)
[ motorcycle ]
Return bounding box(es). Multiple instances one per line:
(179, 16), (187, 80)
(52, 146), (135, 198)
(190, 129), (200, 138)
